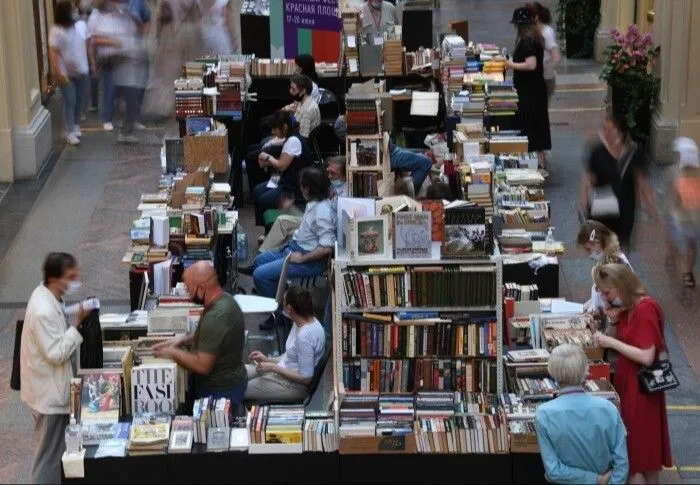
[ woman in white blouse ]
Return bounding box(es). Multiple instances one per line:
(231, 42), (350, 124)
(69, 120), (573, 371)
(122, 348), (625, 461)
(576, 220), (632, 313)
(245, 286), (326, 403)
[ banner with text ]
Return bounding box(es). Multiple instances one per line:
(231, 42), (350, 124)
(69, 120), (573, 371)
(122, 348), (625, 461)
(282, 0), (341, 62)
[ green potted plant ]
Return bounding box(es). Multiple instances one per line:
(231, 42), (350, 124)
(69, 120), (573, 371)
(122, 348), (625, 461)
(555, 0), (601, 58)
(600, 25), (661, 144)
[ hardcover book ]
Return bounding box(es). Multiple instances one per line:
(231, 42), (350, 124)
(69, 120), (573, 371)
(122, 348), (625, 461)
(79, 371), (122, 423)
(132, 363), (178, 415)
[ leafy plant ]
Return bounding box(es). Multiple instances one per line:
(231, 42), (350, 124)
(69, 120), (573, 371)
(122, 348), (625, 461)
(555, 0), (601, 58)
(600, 25), (661, 143)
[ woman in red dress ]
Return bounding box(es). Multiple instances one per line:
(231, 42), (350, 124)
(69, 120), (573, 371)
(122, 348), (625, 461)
(593, 263), (672, 484)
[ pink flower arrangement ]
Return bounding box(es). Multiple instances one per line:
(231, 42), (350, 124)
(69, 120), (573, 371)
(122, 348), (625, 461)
(606, 25), (658, 74)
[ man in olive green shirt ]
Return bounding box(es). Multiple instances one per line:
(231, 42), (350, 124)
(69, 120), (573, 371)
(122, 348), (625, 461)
(154, 262), (247, 403)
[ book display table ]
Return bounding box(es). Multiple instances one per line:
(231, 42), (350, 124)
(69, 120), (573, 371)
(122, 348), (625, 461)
(63, 449), (545, 485)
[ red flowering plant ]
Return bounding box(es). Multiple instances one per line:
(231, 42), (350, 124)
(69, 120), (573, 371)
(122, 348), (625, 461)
(600, 25), (661, 142)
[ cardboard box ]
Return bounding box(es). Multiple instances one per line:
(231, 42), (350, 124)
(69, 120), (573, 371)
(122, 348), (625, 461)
(184, 128), (228, 174)
(510, 433), (539, 454)
(339, 434), (417, 455)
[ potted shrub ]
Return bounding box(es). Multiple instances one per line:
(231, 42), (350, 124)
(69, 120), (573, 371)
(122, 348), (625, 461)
(555, 0), (601, 58)
(600, 25), (661, 145)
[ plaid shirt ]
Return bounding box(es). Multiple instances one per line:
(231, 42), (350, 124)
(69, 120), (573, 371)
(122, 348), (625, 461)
(296, 96), (321, 138)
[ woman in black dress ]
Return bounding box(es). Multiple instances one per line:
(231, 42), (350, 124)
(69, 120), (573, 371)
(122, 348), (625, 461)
(505, 7), (552, 174)
(579, 111), (657, 250)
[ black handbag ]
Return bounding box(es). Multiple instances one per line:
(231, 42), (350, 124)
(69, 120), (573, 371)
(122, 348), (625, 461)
(10, 320), (23, 391)
(638, 353), (679, 394)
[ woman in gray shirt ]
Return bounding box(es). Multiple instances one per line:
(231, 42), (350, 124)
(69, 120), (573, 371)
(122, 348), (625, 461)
(245, 286), (326, 403)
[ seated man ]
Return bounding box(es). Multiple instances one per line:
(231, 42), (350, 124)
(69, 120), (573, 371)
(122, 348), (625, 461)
(243, 167), (336, 298)
(245, 286), (326, 403)
(535, 344), (628, 485)
(389, 140), (433, 193)
(282, 74), (321, 138)
(153, 261), (247, 404)
(259, 156), (347, 251)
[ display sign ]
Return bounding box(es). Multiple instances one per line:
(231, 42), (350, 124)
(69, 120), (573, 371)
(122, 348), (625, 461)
(271, 0), (341, 62)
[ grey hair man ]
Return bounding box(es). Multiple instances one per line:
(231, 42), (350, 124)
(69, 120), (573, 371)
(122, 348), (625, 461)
(535, 344), (629, 485)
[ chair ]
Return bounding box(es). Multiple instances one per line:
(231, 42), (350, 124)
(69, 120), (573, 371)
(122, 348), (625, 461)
(317, 88), (340, 123)
(233, 254), (291, 354)
(308, 125), (323, 166)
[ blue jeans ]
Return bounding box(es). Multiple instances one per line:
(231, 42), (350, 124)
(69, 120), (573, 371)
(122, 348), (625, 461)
(61, 75), (88, 132)
(196, 381), (247, 407)
(100, 66), (116, 123)
(253, 241), (328, 298)
(390, 145), (432, 191)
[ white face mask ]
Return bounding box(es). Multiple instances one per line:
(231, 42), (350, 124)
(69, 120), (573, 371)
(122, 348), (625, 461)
(65, 280), (82, 296)
(609, 297), (623, 308)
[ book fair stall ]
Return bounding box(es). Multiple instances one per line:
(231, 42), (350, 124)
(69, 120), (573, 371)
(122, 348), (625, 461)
(60, 3), (613, 484)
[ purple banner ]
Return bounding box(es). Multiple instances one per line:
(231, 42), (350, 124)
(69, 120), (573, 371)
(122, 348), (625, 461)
(283, 0), (342, 31)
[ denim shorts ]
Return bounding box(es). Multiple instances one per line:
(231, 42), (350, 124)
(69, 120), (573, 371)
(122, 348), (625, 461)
(671, 220), (700, 252)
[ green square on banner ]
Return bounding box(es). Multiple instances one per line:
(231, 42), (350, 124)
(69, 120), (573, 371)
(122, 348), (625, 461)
(297, 28), (312, 55)
(270, 0), (284, 58)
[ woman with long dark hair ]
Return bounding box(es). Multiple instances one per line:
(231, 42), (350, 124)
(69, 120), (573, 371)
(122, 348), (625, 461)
(505, 7), (551, 174)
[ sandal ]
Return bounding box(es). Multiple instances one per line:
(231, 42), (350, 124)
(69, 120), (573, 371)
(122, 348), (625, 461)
(683, 272), (696, 288)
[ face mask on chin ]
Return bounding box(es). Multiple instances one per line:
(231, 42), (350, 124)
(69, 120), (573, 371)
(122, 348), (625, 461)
(331, 179), (345, 191)
(589, 251), (603, 262)
(609, 297), (623, 308)
(191, 288), (205, 306)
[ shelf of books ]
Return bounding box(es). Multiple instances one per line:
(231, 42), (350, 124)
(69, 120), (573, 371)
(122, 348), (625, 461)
(332, 252), (505, 455)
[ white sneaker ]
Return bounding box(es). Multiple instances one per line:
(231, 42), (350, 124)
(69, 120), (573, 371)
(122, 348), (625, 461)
(103, 122), (114, 132)
(134, 121), (146, 130)
(72, 126), (82, 137)
(117, 134), (138, 144)
(66, 133), (81, 145)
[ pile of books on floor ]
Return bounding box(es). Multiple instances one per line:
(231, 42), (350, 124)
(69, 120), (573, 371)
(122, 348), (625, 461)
(248, 405), (305, 444)
(127, 413), (172, 455)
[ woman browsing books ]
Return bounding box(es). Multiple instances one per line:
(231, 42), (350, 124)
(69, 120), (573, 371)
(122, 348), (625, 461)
(245, 287), (326, 403)
(576, 220), (632, 314)
(592, 264), (672, 484)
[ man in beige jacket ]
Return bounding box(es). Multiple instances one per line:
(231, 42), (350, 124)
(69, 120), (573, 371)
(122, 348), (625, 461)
(21, 253), (89, 484)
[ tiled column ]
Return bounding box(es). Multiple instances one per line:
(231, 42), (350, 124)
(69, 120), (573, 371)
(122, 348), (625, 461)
(649, 0), (699, 165)
(0, 0), (52, 181)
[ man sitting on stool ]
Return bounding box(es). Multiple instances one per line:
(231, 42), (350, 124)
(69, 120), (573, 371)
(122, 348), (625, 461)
(153, 261), (247, 405)
(245, 286), (326, 403)
(241, 167), (336, 300)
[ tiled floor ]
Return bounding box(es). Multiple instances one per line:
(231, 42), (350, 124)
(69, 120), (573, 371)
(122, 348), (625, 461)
(0, 0), (697, 482)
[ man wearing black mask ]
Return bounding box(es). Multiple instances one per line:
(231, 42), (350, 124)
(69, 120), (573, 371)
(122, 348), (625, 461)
(282, 74), (320, 138)
(153, 261), (247, 404)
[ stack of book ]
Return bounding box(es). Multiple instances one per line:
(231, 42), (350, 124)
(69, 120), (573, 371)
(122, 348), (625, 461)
(127, 414), (171, 455)
(192, 397), (232, 443)
(248, 405), (305, 444)
(486, 82), (518, 117)
(183, 186), (206, 210)
(251, 58), (296, 76)
(503, 168), (545, 186)
(383, 39), (404, 76)
(504, 283), (539, 301)
(209, 183), (232, 204)
(183, 62), (205, 78)
(477, 43), (501, 60)
(303, 412), (339, 452)
(215, 80), (243, 119)
(174, 78), (204, 117)
(498, 229), (532, 254)
(466, 161), (494, 217)
(345, 97), (379, 135)
(377, 394), (414, 436)
(415, 408), (509, 453)
(415, 391), (456, 417)
(339, 393), (378, 437)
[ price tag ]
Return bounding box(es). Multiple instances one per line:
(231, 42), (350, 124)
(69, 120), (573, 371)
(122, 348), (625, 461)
(348, 58), (359, 73)
(374, 35), (384, 46)
(347, 35), (357, 48)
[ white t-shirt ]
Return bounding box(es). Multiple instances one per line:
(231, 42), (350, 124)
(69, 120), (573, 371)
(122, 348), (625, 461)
(311, 81), (322, 104)
(588, 253), (632, 312)
(278, 318), (326, 379)
(541, 24), (558, 80)
(49, 21), (89, 76)
(87, 9), (134, 60)
(282, 136), (302, 157)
